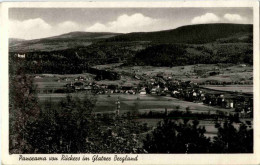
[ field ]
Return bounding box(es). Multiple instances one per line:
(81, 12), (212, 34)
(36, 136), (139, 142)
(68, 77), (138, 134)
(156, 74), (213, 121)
(94, 63), (253, 84)
(34, 63), (253, 114)
(34, 63), (253, 138)
(33, 63), (253, 92)
(37, 92), (238, 138)
(38, 93), (233, 114)
(201, 85), (253, 94)
(34, 73), (95, 89)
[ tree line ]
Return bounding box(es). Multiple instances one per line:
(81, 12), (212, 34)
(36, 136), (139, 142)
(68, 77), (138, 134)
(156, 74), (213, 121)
(10, 40), (252, 75)
(132, 44), (253, 67)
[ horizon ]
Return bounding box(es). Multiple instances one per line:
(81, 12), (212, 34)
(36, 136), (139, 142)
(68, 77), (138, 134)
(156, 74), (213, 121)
(9, 7), (253, 40)
(9, 23), (253, 41)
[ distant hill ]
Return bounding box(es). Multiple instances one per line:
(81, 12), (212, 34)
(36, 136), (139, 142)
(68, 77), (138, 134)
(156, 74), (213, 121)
(48, 31), (119, 40)
(105, 23), (253, 44)
(9, 24), (252, 53)
(9, 32), (120, 52)
(9, 38), (26, 46)
(9, 23), (253, 74)
(132, 42), (253, 67)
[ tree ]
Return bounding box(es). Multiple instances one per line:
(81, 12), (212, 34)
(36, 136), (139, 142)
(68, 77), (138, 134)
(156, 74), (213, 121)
(211, 121), (253, 153)
(143, 119), (211, 153)
(25, 93), (97, 153)
(9, 57), (40, 154)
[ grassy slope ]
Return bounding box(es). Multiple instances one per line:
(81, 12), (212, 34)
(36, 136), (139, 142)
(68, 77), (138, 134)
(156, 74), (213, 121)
(9, 32), (120, 52)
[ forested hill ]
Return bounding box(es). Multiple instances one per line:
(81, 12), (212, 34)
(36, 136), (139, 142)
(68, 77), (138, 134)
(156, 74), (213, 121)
(10, 24), (252, 53)
(9, 32), (120, 52)
(9, 23), (253, 74)
(105, 24), (253, 44)
(47, 31), (120, 40)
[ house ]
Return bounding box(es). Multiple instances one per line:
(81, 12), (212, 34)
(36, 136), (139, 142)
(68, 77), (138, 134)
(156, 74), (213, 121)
(100, 85), (108, 89)
(139, 88), (147, 95)
(134, 75), (141, 80)
(78, 76), (84, 81)
(150, 88), (157, 94)
(128, 90), (136, 94)
(223, 96), (235, 109)
(163, 87), (169, 91)
(200, 93), (205, 101)
(172, 90), (180, 95)
(35, 75), (42, 79)
(17, 54), (26, 58)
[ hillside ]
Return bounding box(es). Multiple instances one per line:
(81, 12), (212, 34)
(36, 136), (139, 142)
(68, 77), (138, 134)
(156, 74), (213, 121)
(132, 43), (253, 67)
(105, 23), (252, 44)
(9, 24), (252, 53)
(9, 38), (26, 46)
(9, 23), (253, 74)
(9, 32), (120, 52)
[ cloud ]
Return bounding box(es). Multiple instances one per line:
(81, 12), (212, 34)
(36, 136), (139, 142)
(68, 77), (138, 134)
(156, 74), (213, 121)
(86, 13), (162, 33)
(18, 18), (51, 29)
(9, 18), (52, 39)
(58, 21), (78, 29)
(224, 13), (247, 22)
(191, 13), (220, 24)
(9, 19), (81, 40)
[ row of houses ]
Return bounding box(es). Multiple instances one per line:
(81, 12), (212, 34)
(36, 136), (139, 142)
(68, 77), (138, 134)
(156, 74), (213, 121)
(166, 82), (253, 115)
(140, 74), (253, 115)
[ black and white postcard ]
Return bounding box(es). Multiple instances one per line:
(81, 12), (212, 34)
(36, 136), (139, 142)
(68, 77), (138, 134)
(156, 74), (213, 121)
(0, 1), (260, 165)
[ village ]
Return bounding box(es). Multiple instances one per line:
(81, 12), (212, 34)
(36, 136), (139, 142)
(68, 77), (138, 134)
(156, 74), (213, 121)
(34, 64), (253, 119)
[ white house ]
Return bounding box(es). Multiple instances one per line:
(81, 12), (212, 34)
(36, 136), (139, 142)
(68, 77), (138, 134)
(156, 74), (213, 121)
(17, 54), (26, 58)
(139, 88), (146, 95)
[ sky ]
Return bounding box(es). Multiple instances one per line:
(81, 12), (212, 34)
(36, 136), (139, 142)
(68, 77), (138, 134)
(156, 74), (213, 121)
(9, 8), (253, 40)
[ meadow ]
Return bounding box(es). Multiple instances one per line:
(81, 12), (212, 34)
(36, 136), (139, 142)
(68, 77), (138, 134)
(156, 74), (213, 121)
(38, 93), (232, 114)
(96, 63), (253, 84)
(34, 63), (253, 115)
(201, 85), (253, 94)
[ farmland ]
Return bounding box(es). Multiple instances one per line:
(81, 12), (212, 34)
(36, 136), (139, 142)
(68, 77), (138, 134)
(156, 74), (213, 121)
(34, 63), (253, 114)
(201, 85), (253, 94)
(94, 63), (253, 84)
(37, 92), (245, 138)
(37, 93), (232, 114)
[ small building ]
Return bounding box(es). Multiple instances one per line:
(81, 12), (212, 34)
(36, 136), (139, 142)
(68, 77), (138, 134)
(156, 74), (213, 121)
(139, 88), (147, 95)
(17, 54), (26, 58)
(223, 96), (235, 109)
(35, 75), (42, 79)
(150, 88), (157, 94)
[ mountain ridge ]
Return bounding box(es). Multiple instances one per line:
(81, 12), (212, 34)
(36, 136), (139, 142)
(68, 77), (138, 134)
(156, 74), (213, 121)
(9, 32), (121, 52)
(9, 23), (252, 52)
(104, 23), (253, 44)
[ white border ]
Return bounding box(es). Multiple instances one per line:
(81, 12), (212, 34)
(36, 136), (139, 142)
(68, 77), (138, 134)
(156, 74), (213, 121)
(1, 1), (259, 165)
